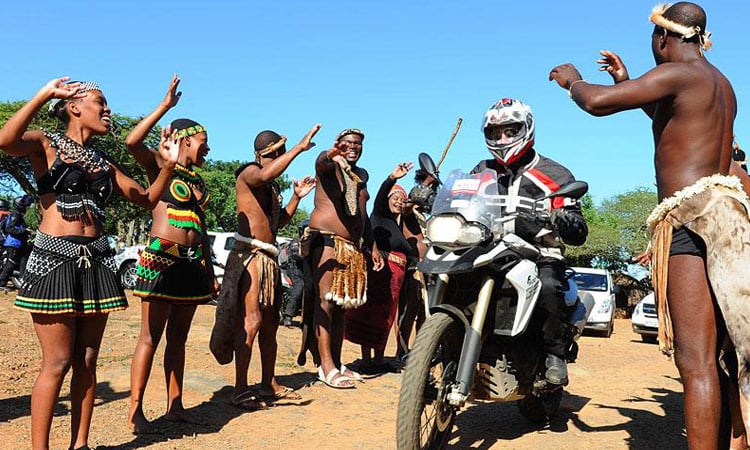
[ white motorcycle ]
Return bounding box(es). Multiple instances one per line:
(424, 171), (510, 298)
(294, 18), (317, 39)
(396, 168), (594, 450)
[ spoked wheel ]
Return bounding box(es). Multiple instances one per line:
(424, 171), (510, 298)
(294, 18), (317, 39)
(119, 261), (138, 290)
(517, 388), (563, 424)
(397, 312), (462, 450)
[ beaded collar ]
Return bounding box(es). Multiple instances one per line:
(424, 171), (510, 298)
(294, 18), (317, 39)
(45, 132), (111, 173)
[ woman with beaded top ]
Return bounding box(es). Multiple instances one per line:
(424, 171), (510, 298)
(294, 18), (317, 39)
(124, 75), (218, 433)
(0, 77), (178, 450)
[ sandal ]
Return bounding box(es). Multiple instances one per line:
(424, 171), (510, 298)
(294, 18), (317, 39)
(317, 366), (355, 389)
(260, 386), (303, 403)
(232, 390), (268, 411)
(340, 364), (364, 382)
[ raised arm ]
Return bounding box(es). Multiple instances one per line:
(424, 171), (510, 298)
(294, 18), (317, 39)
(549, 59), (680, 117)
(0, 77), (83, 156)
(279, 175), (316, 228)
(244, 124), (320, 187)
(113, 127), (179, 209)
(125, 74), (182, 182)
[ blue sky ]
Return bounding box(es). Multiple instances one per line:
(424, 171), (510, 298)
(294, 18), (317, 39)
(2, 0), (747, 212)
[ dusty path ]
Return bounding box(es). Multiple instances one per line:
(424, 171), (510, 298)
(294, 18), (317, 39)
(0, 291), (684, 449)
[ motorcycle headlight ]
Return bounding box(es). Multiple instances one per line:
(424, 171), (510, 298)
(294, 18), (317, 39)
(426, 216), (489, 245)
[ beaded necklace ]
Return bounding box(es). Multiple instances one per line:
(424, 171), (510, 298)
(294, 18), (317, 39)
(46, 132), (111, 173)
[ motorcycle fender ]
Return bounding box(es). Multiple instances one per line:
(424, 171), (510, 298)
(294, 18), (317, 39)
(429, 304), (471, 333)
(504, 259), (542, 337)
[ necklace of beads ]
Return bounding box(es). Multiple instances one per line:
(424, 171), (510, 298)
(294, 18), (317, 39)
(46, 132), (111, 173)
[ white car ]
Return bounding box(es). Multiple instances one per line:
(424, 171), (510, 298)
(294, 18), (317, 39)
(631, 292), (658, 343)
(572, 267), (618, 338)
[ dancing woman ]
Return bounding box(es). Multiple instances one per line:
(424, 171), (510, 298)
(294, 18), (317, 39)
(124, 75), (218, 432)
(0, 77), (178, 450)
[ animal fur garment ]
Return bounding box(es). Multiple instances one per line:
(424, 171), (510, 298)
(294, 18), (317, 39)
(209, 240), (280, 365)
(325, 234), (367, 309)
(647, 175), (750, 400)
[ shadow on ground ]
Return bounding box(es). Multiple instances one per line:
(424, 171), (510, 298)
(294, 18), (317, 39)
(445, 376), (684, 449)
(0, 381), (129, 423)
(96, 371), (317, 450)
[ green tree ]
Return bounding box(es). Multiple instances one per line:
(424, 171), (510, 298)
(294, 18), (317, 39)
(566, 188), (657, 269)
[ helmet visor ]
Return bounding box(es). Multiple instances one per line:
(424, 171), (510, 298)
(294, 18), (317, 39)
(484, 123), (526, 147)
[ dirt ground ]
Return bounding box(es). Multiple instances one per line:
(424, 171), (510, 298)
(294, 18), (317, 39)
(0, 290), (686, 449)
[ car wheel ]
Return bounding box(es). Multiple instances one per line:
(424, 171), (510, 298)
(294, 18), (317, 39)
(119, 261), (138, 290)
(603, 319), (614, 338)
(641, 334), (658, 344)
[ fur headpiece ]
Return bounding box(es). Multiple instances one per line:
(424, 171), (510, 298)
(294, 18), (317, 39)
(650, 3), (712, 53)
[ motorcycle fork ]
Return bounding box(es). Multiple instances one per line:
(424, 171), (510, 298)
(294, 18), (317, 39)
(447, 275), (495, 407)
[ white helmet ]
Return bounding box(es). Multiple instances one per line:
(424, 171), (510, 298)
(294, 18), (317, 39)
(482, 98), (535, 165)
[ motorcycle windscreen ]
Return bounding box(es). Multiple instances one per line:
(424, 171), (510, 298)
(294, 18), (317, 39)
(431, 169), (503, 234)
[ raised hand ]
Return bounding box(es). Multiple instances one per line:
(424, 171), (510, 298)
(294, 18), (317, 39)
(293, 175), (317, 198)
(391, 162), (413, 180)
(158, 126), (181, 165)
(161, 74), (182, 109)
(42, 77), (85, 100)
(548, 63), (584, 90)
(296, 124), (321, 151)
(597, 50), (629, 83)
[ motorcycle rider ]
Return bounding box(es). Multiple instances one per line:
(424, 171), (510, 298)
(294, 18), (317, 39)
(280, 219), (307, 327)
(0, 199), (10, 241)
(472, 98), (588, 385)
(0, 194), (32, 290)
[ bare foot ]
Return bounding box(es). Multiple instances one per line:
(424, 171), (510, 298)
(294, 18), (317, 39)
(127, 407), (152, 434)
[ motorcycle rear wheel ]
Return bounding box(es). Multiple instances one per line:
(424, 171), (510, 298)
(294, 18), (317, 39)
(397, 312), (462, 450)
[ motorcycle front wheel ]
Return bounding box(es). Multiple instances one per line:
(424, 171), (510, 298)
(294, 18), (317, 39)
(397, 312), (462, 450)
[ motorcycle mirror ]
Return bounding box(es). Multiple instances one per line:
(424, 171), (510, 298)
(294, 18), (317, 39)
(418, 152), (441, 184)
(546, 181), (589, 201)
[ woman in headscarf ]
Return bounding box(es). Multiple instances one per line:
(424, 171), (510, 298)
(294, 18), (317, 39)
(0, 77), (178, 450)
(344, 162), (414, 374)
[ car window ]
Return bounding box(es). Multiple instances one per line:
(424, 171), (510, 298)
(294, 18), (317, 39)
(208, 235), (216, 246)
(573, 273), (609, 292)
(224, 237), (234, 250)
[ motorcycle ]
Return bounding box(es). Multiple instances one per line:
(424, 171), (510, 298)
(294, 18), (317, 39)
(396, 168), (594, 449)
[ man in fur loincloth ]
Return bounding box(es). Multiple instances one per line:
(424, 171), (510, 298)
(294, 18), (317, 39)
(209, 125), (318, 410)
(296, 128), (384, 389)
(550, 2), (750, 447)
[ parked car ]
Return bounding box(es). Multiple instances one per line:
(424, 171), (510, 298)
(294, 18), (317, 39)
(572, 267), (618, 338)
(631, 292), (658, 343)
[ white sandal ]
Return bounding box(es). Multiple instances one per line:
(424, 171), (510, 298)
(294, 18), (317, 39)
(317, 366), (355, 389)
(340, 364), (364, 382)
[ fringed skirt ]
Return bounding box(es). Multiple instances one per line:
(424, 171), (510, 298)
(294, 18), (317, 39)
(344, 251), (406, 351)
(14, 231), (127, 315)
(133, 236), (213, 304)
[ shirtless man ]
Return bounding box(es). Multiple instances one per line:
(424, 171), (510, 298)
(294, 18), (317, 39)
(297, 128), (383, 389)
(550, 3), (748, 448)
(210, 125), (318, 409)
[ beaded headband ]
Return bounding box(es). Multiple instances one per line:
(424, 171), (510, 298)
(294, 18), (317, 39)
(650, 3), (712, 52)
(48, 81), (101, 112)
(175, 124), (207, 138)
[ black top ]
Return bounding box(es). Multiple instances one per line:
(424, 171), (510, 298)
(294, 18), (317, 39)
(370, 176), (414, 258)
(36, 157), (113, 204)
